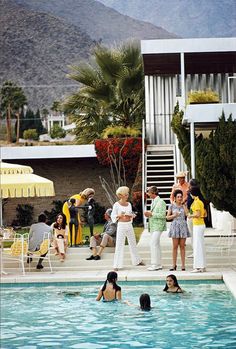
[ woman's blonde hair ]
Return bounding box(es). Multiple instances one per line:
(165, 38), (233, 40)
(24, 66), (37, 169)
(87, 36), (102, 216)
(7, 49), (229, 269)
(80, 188), (95, 199)
(116, 186), (129, 197)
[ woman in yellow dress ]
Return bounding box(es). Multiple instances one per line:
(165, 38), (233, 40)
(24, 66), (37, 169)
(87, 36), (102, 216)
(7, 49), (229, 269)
(62, 188), (95, 246)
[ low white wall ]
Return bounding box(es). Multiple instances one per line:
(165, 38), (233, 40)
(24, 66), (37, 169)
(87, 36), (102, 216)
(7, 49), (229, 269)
(210, 203), (236, 231)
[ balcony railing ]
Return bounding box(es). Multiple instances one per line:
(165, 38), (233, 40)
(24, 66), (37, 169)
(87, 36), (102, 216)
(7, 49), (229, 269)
(183, 103), (236, 125)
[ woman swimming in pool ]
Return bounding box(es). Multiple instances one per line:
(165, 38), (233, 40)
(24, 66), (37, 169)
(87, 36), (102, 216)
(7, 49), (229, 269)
(125, 293), (152, 311)
(139, 293), (152, 311)
(96, 271), (121, 302)
(163, 274), (184, 293)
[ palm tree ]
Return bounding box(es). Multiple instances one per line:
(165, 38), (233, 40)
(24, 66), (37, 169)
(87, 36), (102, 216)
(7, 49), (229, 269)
(0, 81), (27, 143)
(63, 42), (144, 143)
(51, 100), (61, 112)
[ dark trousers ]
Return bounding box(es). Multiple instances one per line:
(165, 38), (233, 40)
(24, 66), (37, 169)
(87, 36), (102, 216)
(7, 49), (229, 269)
(87, 216), (94, 237)
(37, 252), (47, 266)
(27, 251), (47, 266)
(69, 222), (79, 245)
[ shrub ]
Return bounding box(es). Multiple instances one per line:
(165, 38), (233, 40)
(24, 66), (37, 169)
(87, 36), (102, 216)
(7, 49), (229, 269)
(23, 129), (38, 140)
(197, 114), (236, 217)
(171, 103), (236, 217)
(95, 137), (142, 182)
(188, 89), (220, 104)
(50, 124), (66, 139)
(81, 201), (106, 224)
(44, 200), (64, 224)
(131, 155), (143, 225)
(15, 204), (34, 226)
(171, 103), (191, 169)
(102, 125), (141, 138)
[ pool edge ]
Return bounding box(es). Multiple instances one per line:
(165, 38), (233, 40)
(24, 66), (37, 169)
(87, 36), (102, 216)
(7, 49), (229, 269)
(223, 272), (236, 299)
(1, 270), (236, 298)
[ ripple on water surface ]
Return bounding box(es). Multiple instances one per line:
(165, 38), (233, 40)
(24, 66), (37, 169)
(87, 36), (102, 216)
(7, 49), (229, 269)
(1, 282), (236, 349)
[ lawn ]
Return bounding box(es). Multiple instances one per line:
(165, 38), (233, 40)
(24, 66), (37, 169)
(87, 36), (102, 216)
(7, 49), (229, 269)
(3, 225), (144, 247)
(82, 224), (144, 243)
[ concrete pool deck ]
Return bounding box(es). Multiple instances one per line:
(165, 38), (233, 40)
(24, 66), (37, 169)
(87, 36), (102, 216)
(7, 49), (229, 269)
(1, 229), (236, 298)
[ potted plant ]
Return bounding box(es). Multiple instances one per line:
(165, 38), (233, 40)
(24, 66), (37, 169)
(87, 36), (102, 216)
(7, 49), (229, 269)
(188, 89), (220, 104)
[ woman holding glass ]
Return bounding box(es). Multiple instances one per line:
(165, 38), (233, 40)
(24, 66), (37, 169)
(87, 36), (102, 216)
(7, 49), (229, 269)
(111, 186), (144, 270)
(166, 189), (190, 271)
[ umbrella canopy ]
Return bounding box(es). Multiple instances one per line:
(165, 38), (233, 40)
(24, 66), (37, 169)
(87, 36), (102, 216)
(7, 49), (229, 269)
(0, 161), (55, 225)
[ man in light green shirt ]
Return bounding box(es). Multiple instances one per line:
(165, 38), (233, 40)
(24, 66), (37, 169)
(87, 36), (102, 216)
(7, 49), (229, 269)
(144, 186), (166, 271)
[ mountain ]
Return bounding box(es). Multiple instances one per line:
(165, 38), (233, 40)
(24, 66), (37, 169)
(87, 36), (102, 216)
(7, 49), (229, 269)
(0, 0), (96, 110)
(98, 0), (236, 38)
(0, 0), (176, 110)
(13, 0), (177, 44)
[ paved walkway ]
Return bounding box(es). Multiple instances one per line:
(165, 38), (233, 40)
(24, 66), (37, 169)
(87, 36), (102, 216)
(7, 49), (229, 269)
(1, 228), (236, 298)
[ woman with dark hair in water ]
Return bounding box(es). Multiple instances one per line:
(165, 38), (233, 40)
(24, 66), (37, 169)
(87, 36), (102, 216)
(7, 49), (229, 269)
(139, 294), (151, 311)
(125, 293), (152, 310)
(163, 274), (183, 293)
(96, 271), (121, 301)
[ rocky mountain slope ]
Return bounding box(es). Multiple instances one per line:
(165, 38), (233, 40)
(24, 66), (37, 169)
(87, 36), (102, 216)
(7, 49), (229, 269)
(0, 0), (176, 109)
(0, 0), (96, 109)
(14, 0), (177, 44)
(98, 0), (236, 38)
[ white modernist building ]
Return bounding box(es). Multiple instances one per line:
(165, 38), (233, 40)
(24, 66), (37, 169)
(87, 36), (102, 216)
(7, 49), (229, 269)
(141, 37), (236, 209)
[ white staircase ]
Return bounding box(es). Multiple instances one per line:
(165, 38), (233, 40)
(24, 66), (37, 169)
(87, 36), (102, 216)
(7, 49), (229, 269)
(145, 144), (176, 210)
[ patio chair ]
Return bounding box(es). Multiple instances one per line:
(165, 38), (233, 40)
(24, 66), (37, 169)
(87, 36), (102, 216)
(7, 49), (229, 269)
(217, 221), (235, 256)
(2, 233), (29, 276)
(27, 232), (53, 273)
(206, 220), (235, 256)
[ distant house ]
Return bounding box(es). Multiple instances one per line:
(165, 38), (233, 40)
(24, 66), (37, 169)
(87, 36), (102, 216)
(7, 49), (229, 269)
(42, 112), (66, 132)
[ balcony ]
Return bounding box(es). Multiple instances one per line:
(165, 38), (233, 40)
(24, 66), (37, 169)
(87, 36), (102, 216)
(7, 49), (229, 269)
(183, 103), (236, 128)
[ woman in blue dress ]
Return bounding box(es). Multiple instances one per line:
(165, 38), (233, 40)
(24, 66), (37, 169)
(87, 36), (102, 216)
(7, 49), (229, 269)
(166, 190), (190, 271)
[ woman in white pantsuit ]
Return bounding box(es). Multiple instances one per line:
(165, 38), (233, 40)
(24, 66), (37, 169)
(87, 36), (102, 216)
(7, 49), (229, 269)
(188, 187), (206, 273)
(111, 186), (145, 270)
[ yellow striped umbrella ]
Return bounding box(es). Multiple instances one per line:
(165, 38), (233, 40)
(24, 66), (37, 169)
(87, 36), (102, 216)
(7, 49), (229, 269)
(0, 161), (55, 225)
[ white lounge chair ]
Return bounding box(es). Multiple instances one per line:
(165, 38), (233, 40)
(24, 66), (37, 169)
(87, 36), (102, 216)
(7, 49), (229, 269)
(2, 233), (29, 275)
(27, 232), (53, 273)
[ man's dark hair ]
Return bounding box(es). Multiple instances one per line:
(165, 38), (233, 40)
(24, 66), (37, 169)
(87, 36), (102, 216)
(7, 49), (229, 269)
(190, 187), (201, 197)
(38, 213), (47, 223)
(147, 186), (159, 195)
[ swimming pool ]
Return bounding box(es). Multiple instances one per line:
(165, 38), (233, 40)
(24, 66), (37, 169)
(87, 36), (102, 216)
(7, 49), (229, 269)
(1, 281), (236, 349)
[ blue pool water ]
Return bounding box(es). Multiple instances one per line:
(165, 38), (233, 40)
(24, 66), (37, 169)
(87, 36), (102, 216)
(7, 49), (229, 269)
(1, 281), (236, 349)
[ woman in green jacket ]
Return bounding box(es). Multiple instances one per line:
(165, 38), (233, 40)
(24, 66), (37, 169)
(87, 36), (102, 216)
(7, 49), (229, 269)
(144, 186), (166, 271)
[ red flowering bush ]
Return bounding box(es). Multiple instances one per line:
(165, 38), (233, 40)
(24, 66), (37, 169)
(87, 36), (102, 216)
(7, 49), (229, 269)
(131, 156), (143, 224)
(95, 137), (142, 181)
(131, 191), (142, 219)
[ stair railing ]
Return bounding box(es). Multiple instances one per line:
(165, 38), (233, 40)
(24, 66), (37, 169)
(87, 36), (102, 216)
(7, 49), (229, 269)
(142, 118), (147, 228)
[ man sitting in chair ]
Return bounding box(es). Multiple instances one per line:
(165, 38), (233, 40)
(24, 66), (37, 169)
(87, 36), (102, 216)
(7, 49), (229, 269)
(86, 209), (117, 261)
(28, 213), (52, 269)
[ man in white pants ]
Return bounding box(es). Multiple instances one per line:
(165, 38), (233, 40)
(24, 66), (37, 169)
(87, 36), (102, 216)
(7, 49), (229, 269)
(144, 186), (166, 271)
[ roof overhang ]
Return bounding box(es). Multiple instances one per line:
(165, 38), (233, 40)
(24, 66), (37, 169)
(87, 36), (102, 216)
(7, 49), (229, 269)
(1, 145), (96, 160)
(141, 38), (236, 75)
